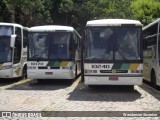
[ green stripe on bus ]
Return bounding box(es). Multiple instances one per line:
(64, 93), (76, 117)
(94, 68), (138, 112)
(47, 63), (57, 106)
(112, 63), (122, 69)
(111, 63), (140, 70)
(47, 61), (69, 67)
(121, 64), (130, 69)
(53, 61), (61, 67)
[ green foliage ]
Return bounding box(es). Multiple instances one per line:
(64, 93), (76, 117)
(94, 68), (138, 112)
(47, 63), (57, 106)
(71, 0), (133, 34)
(1, 0), (53, 26)
(78, 0), (133, 19)
(60, 0), (73, 12)
(0, 0), (10, 22)
(131, 0), (160, 25)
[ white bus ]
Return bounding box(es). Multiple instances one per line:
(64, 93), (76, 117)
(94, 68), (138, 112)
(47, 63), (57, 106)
(83, 19), (143, 86)
(143, 18), (160, 88)
(27, 25), (81, 81)
(0, 23), (28, 79)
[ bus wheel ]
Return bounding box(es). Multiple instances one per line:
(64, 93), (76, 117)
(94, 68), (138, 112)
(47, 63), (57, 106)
(151, 71), (157, 89)
(22, 67), (27, 79)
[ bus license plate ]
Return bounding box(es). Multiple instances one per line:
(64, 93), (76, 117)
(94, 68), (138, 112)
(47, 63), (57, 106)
(109, 76), (118, 80)
(45, 72), (53, 75)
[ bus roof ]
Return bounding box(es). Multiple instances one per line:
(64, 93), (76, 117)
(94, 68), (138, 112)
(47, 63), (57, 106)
(29, 25), (74, 32)
(143, 18), (160, 30)
(0, 22), (23, 28)
(86, 19), (142, 27)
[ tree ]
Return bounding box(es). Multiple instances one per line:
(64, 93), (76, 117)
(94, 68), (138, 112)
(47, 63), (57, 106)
(131, 0), (160, 25)
(0, 0), (11, 22)
(1, 0), (53, 26)
(59, 0), (73, 25)
(51, 0), (73, 25)
(71, 0), (133, 34)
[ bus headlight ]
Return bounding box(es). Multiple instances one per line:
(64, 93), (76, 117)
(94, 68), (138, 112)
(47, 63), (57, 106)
(0, 65), (12, 70)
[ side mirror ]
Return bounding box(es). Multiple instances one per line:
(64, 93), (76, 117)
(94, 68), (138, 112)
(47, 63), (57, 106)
(10, 35), (16, 48)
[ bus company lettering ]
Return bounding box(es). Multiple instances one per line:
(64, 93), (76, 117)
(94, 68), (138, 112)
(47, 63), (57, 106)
(31, 62), (44, 66)
(92, 64), (110, 69)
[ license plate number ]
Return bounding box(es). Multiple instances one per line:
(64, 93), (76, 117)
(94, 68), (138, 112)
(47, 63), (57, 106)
(109, 76), (118, 80)
(45, 72), (53, 75)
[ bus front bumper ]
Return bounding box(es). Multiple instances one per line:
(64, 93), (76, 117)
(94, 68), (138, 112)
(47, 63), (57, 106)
(84, 75), (143, 85)
(27, 69), (75, 80)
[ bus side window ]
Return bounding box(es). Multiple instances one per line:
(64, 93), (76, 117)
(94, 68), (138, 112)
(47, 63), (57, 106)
(14, 27), (22, 64)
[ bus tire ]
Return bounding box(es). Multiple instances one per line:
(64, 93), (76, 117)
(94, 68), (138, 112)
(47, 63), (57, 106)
(151, 70), (157, 89)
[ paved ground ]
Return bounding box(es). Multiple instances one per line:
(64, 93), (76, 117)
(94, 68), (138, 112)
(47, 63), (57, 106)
(0, 77), (160, 120)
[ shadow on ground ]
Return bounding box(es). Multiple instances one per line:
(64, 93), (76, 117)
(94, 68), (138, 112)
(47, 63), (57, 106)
(68, 83), (142, 102)
(0, 78), (20, 86)
(8, 79), (74, 91)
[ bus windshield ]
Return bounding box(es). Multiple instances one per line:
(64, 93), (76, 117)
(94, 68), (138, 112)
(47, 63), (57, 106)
(29, 32), (71, 60)
(86, 27), (141, 60)
(0, 36), (12, 62)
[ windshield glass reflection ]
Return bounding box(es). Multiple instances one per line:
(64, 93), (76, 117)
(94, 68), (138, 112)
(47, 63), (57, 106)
(0, 36), (12, 62)
(86, 27), (141, 60)
(29, 32), (71, 60)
